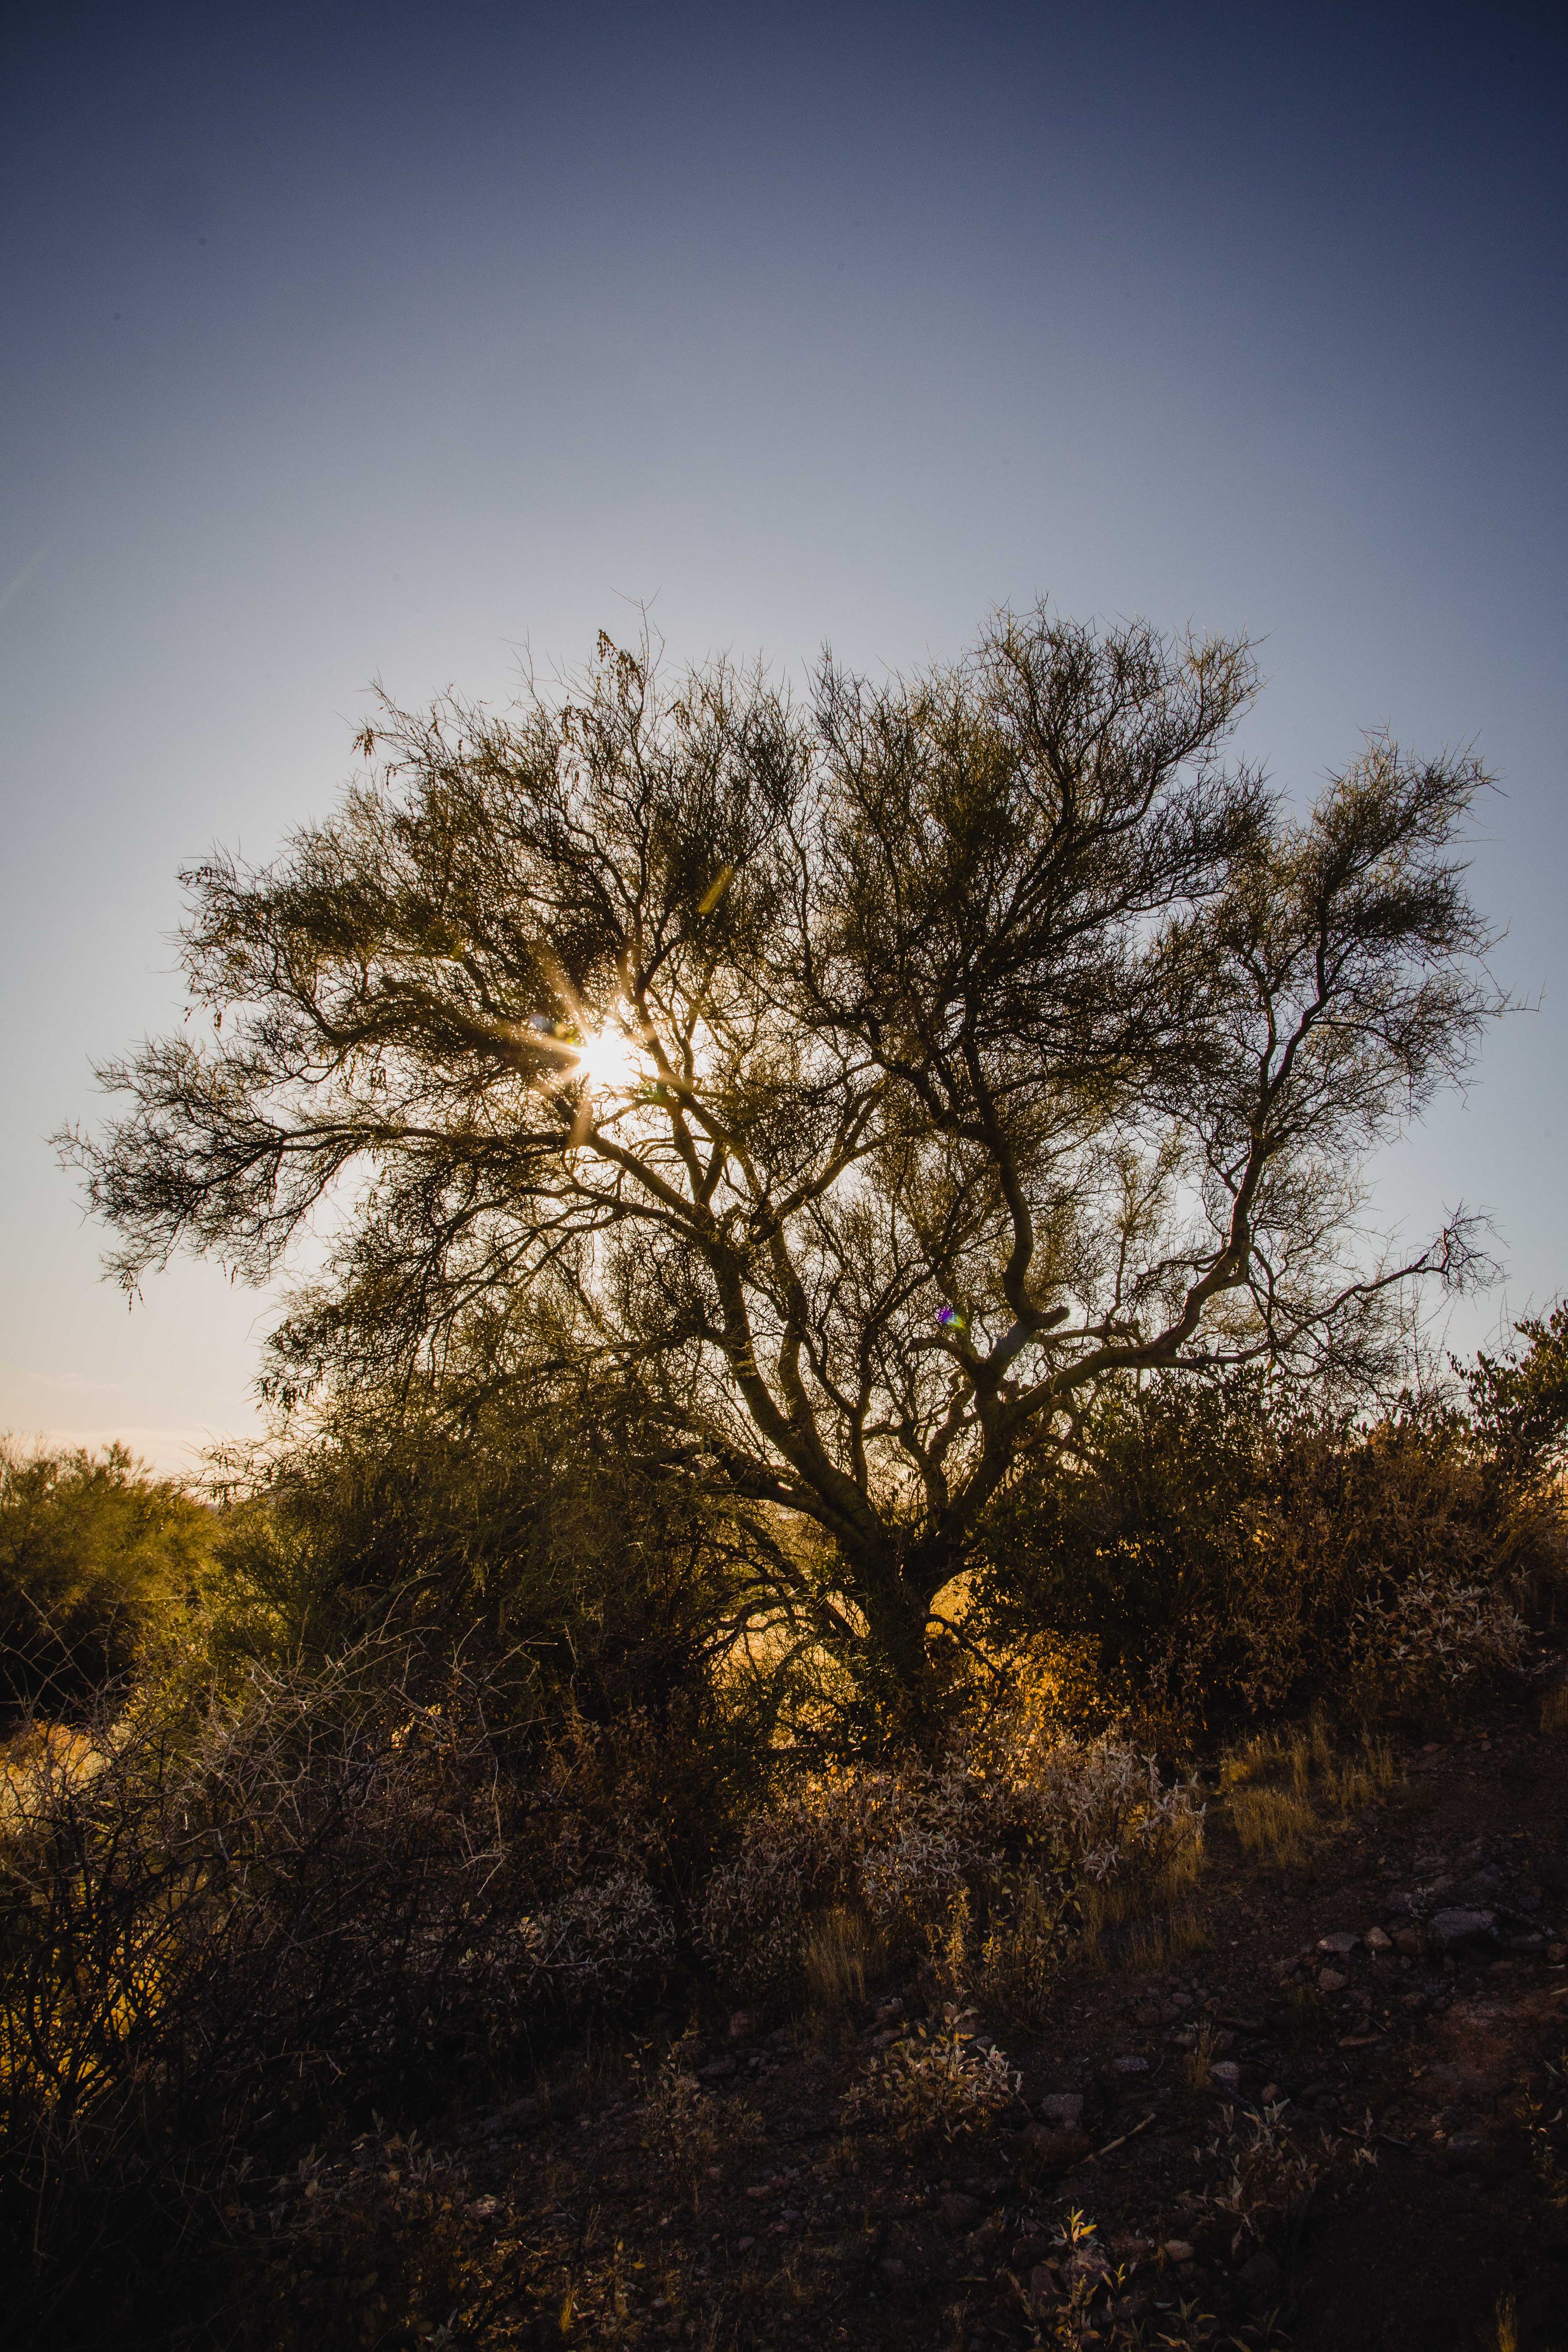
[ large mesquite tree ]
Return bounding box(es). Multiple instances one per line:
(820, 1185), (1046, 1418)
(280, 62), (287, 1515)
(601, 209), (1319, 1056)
(65, 608), (1499, 1700)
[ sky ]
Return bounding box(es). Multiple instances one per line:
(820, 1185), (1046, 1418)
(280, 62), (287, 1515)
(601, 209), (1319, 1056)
(1, 0), (1564, 1476)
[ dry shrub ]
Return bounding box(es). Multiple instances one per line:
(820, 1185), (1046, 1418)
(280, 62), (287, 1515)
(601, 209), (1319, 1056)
(841, 2003), (1019, 2142)
(1197, 2103), (1327, 2255)
(697, 1710), (1202, 2005)
(0, 1642), (675, 2343)
(221, 2130), (498, 2352)
(1342, 1570), (1527, 1721)
(638, 2037), (763, 2192)
(517, 1865), (674, 2005)
(974, 1336), (1568, 1738)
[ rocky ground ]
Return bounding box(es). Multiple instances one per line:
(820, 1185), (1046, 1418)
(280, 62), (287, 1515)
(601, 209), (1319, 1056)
(231, 1657), (1568, 2352)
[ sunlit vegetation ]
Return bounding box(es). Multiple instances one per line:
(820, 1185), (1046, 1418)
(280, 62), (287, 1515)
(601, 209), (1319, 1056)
(10, 612), (1568, 2344)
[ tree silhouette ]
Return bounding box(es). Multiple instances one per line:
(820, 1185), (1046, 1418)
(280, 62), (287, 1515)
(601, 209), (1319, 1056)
(64, 607), (1500, 1705)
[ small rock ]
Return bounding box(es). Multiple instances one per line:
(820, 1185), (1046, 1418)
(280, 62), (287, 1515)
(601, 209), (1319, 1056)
(1026, 2126), (1092, 2169)
(1109, 2233), (1153, 2261)
(1162, 2239), (1195, 2265)
(939, 2192), (982, 2230)
(1039, 2092), (1085, 2127)
(1364, 1926), (1393, 1952)
(1318, 1932), (1361, 1956)
(1394, 1927), (1423, 1956)
(698, 2056), (737, 2079)
(1112, 2054), (1150, 2074)
(1238, 2249), (1282, 2302)
(879, 2257), (907, 2281)
(1550, 1943), (1568, 1964)
(728, 2011), (757, 2042)
(1212, 2061), (1242, 2090)
(1429, 1907), (1499, 1955)
(1318, 1967), (1348, 1992)
(1260, 2081), (1281, 2104)
(1444, 2134), (1486, 2172)
(735, 2235), (756, 2253)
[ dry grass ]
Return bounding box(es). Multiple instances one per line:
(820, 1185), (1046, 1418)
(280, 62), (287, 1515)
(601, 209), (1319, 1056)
(801, 1905), (879, 2010)
(1181, 2020), (1222, 2090)
(1229, 1783), (1319, 1866)
(1222, 1713), (1399, 1864)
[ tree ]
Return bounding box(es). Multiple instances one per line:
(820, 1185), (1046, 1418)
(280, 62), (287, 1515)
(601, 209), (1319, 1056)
(62, 607), (1500, 1714)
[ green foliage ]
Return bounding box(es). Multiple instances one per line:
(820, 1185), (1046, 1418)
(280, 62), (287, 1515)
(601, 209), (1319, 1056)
(1468, 1300), (1568, 1479)
(0, 1440), (213, 1716)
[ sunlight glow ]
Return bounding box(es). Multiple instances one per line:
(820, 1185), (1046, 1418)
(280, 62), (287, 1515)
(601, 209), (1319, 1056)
(575, 1027), (639, 1094)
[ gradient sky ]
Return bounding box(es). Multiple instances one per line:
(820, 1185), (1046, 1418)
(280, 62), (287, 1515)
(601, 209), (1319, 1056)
(3, 1), (1564, 1474)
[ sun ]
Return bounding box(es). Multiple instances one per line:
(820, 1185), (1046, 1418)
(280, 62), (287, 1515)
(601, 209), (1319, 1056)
(574, 1027), (638, 1094)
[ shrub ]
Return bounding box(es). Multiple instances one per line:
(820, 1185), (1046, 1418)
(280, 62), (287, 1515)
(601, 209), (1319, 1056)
(0, 1640), (689, 2343)
(519, 1864), (675, 2005)
(0, 1439), (213, 1716)
(637, 2037), (762, 2187)
(697, 1715), (1202, 2003)
(841, 2004), (1019, 2142)
(972, 1327), (1568, 1735)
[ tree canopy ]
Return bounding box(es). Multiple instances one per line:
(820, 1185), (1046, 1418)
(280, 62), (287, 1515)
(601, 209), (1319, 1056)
(64, 607), (1501, 1704)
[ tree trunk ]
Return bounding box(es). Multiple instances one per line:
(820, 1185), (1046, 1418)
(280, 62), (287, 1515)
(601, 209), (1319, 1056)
(844, 1544), (955, 1746)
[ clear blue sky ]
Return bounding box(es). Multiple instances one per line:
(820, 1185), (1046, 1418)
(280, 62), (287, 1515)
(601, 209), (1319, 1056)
(2, 1), (1564, 1472)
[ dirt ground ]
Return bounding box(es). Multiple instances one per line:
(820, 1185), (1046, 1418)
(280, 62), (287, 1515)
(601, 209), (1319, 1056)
(233, 1650), (1568, 2352)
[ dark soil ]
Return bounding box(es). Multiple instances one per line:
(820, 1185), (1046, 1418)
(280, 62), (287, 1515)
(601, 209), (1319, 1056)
(218, 1655), (1568, 2352)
